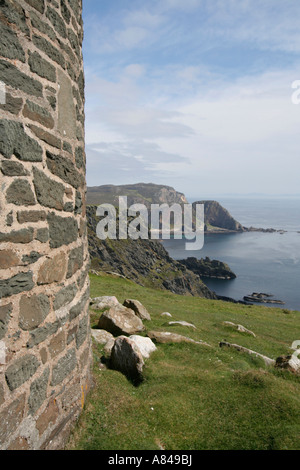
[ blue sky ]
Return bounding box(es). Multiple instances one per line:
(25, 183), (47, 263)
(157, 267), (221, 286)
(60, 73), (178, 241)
(82, 0), (300, 198)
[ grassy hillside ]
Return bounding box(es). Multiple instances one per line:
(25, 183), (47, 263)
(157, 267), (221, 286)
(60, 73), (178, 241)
(67, 274), (300, 451)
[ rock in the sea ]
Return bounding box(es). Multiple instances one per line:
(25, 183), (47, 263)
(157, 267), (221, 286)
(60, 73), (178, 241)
(223, 321), (256, 337)
(91, 329), (114, 345)
(148, 331), (210, 347)
(161, 312), (172, 318)
(129, 335), (157, 359)
(123, 299), (151, 321)
(109, 336), (144, 383)
(98, 305), (145, 336)
(90, 296), (120, 310)
(275, 355), (300, 374)
(168, 321), (196, 330)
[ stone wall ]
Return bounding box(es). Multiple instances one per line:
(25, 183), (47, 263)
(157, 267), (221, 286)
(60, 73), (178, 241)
(0, 0), (92, 450)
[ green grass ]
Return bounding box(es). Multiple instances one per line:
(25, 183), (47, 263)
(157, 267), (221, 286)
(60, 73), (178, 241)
(67, 274), (300, 450)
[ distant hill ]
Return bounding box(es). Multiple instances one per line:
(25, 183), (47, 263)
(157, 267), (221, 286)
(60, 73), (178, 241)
(87, 183), (245, 233)
(86, 183), (188, 208)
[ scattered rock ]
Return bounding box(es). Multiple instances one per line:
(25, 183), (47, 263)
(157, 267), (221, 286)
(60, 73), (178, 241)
(104, 337), (116, 356)
(129, 335), (157, 359)
(98, 305), (145, 336)
(219, 341), (275, 366)
(161, 312), (172, 318)
(109, 336), (144, 384)
(168, 321), (196, 330)
(90, 296), (120, 310)
(123, 299), (151, 321)
(275, 355), (300, 374)
(223, 321), (256, 337)
(148, 331), (210, 347)
(91, 329), (114, 345)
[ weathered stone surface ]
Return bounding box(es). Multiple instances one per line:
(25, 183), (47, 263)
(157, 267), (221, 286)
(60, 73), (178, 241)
(0, 272), (34, 299)
(66, 245), (84, 278)
(36, 399), (59, 437)
(28, 367), (50, 415)
(35, 227), (49, 243)
(17, 210), (46, 224)
(1, 160), (28, 176)
(110, 336), (144, 384)
(0, 249), (20, 269)
(6, 179), (36, 206)
(223, 321), (256, 337)
(28, 51), (56, 82)
(37, 253), (67, 285)
(29, 124), (61, 149)
(0, 0), (29, 35)
(219, 342), (275, 366)
(57, 69), (77, 139)
(123, 299), (151, 321)
(47, 213), (78, 248)
(0, 394), (26, 446)
(161, 312), (172, 318)
(53, 283), (77, 311)
(98, 305), (145, 337)
(5, 354), (40, 391)
(91, 329), (114, 345)
(0, 93), (23, 116)
(46, 6), (67, 38)
(275, 355), (300, 374)
(23, 100), (54, 129)
(69, 288), (90, 322)
(0, 22), (25, 62)
(148, 331), (208, 346)
(0, 119), (43, 161)
(33, 167), (65, 210)
(32, 35), (65, 68)
(0, 383), (5, 407)
(0, 59), (43, 98)
(0, 303), (12, 340)
(91, 296), (120, 310)
(0, 228), (34, 244)
(51, 348), (77, 386)
(76, 316), (89, 349)
(129, 335), (157, 359)
(22, 251), (42, 265)
(168, 321), (196, 330)
(25, 0), (45, 14)
(46, 150), (84, 189)
(48, 331), (65, 359)
(27, 321), (60, 349)
(19, 294), (50, 331)
(75, 146), (84, 169)
(29, 9), (55, 41)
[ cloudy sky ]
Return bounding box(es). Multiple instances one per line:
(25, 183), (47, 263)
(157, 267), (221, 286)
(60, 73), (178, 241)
(82, 0), (300, 198)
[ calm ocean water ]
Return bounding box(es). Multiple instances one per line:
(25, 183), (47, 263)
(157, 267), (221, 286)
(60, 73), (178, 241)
(162, 197), (300, 311)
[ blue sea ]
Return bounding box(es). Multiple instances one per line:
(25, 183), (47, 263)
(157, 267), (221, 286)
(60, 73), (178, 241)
(162, 197), (300, 311)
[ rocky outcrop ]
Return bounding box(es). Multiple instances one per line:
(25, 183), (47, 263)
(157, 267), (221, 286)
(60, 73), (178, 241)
(97, 305), (145, 336)
(86, 183), (188, 208)
(193, 200), (244, 232)
(148, 331), (210, 347)
(179, 257), (236, 280)
(109, 336), (145, 384)
(123, 299), (151, 321)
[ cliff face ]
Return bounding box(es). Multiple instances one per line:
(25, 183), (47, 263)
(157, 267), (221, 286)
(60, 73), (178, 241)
(86, 183), (188, 208)
(87, 206), (217, 300)
(193, 200), (244, 232)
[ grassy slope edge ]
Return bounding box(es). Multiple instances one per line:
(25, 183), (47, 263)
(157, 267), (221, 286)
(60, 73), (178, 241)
(66, 274), (300, 451)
